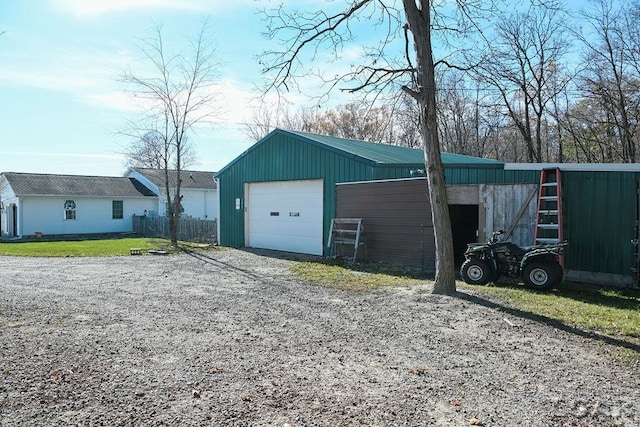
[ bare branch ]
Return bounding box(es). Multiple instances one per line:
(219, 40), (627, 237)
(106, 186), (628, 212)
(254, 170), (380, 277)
(258, 0), (511, 294)
(118, 19), (220, 246)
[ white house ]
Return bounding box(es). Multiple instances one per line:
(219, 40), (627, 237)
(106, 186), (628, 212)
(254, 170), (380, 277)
(0, 172), (157, 239)
(124, 168), (218, 221)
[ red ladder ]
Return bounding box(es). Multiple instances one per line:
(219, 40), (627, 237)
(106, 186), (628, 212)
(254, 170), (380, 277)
(534, 168), (563, 246)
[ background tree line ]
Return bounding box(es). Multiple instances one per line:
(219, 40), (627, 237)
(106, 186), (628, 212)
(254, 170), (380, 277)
(247, 0), (640, 164)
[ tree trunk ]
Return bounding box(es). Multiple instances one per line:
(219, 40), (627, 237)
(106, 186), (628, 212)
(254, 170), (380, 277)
(171, 168), (182, 248)
(164, 168), (179, 248)
(422, 105), (456, 294)
(403, 0), (456, 294)
(170, 214), (178, 247)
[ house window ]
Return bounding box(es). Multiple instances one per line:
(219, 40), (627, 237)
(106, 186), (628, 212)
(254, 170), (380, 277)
(112, 200), (124, 219)
(64, 200), (76, 220)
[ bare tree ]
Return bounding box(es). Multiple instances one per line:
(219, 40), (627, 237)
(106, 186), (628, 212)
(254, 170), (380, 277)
(126, 131), (166, 169)
(243, 106), (280, 142)
(120, 20), (219, 247)
(436, 69), (494, 158)
(472, 1), (571, 162)
(244, 101), (403, 144)
(311, 103), (391, 142)
(566, 0), (640, 162)
(400, 1), (460, 293)
(243, 103), (325, 141)
(124, 130), (196, 170)
(259, 1), (498, 294)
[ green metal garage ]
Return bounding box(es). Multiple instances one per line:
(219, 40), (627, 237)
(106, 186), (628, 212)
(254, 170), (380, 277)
(214, 128), (502, 256)
(215, 128), (640, 288)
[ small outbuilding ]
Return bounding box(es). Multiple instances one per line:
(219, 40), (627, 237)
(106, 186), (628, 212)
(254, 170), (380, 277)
(214, 128), (502, 256)
(216, 129), (640, 288)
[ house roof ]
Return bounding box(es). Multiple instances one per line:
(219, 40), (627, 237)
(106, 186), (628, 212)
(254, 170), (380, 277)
(132, 168), (217, 190)
(1, 172), (157, 197)
(217, 128), (503, 176)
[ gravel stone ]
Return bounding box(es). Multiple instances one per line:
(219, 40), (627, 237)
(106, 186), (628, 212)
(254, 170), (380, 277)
(0, 248), (638, 426)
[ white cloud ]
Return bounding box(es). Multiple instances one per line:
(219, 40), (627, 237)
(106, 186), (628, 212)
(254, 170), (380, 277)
(50, 0), (335, 19)
(0, 151), (126, 176)
(0, 41), (139, 113)
(0, 41), (130, 94)
(212, 80), (262, 125)
(209, 77), (335, 129)
(46, 0), (296, 18)
(79, 92), (142, 112)
(0, 68), (97, 92)
(49, 0), (210, 18)
(1, 151), (124, 160)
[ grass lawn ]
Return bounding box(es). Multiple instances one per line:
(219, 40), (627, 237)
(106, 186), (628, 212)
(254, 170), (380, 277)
(0, 238), (216, 257)
(462, 281), (640, 339)
(290, 260), (640, 349)
(290, 261), (421, 291)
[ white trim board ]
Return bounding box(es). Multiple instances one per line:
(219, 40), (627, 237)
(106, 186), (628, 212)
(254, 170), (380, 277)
(505, 163), (640, 172)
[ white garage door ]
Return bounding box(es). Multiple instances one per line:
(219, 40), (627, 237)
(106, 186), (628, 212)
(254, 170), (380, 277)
(246, 180), (324, 255)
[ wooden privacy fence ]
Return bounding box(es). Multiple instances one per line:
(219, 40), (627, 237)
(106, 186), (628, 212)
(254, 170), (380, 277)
(132, 215), (217, 244)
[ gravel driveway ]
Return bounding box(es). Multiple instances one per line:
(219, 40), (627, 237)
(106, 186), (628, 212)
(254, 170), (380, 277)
(1, 249), (638, 426)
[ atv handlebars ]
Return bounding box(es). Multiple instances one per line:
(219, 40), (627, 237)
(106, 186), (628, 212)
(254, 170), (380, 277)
(489, 230), (505, 244)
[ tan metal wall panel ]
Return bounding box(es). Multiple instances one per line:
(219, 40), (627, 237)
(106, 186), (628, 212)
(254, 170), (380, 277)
(335, 179), (434, 269)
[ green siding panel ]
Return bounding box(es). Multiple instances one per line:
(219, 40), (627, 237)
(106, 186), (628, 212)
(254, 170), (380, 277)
(445, 168), (539, 185)
(373, 165), (424, 180)
(216, 132), (380, 254)
(562, 171), (639, 277)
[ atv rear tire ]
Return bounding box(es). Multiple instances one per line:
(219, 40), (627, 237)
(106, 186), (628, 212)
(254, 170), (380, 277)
(523, 261), (562, 290)
(460, 259), (493, 285)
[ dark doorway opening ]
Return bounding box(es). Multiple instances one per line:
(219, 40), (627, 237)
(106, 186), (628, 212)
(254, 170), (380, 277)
(450, 204), (479, 268)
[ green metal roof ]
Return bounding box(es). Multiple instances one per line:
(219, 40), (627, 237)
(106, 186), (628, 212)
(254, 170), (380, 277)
(440, 152), (503, 167)
(286, 129), (503, 167)
(217, 128), (503, 176)
(286, 130), (424, 165)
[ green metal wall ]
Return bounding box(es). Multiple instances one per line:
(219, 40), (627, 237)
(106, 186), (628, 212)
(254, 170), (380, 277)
(216, 132), (423, 254)
(562, 171), (639, 277)
(446, 166), (640, 280)
(218, 129), (640, 280)
(445, 168), (539, 185)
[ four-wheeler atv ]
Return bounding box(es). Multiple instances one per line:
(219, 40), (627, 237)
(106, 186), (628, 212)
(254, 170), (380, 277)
(460, 230), (567, 290)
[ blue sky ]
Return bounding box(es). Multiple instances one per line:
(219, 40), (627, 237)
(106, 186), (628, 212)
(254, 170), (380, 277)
(0, 0), (598, 177)
(0, 0), (335, 176)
